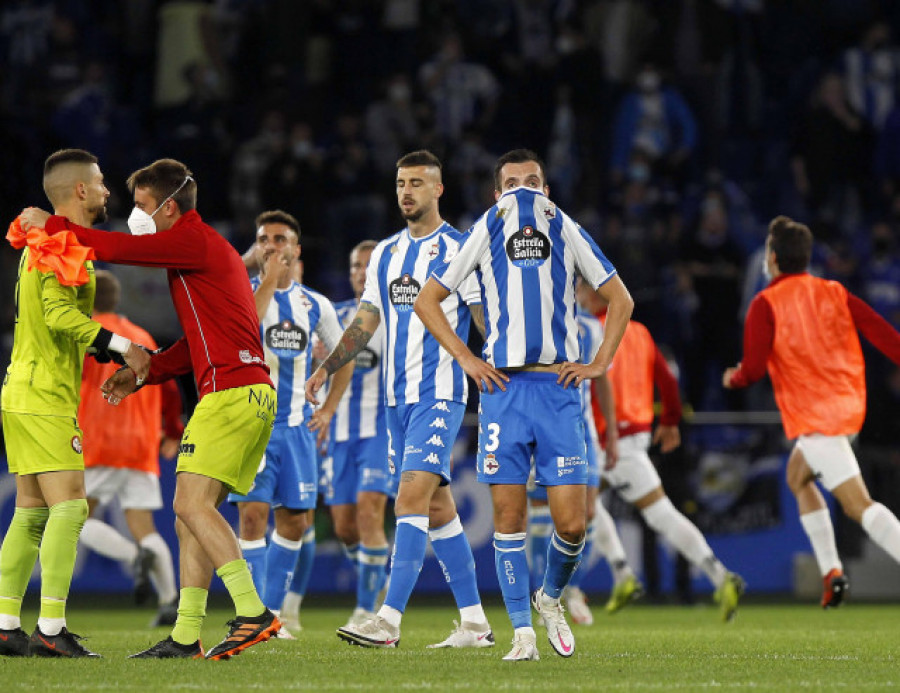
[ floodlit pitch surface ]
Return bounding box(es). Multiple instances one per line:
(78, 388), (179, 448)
(3, 600), (897, 691)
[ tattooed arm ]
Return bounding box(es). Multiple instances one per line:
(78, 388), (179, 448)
(305, 302), (381, 404)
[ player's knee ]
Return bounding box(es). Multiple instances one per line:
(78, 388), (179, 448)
(553, 520), (586, 545)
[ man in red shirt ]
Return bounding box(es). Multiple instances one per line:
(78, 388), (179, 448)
(22, 158), (279, 659)
(78, 271), (183, 627)
(724, 215), (900, 608)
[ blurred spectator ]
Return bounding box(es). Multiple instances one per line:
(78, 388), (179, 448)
(0, 0), (54, 110)
(790, 71), (874, 226)
(609, 63), (699, 189)
(418, 33), (499, 144)
(679, 188), (745, 409)
(842, 20), (900, 131)
(364, 73), (422, 179)
(860, 221), (900, 329)
(230, 108), (287, 237)
(582, 0), (657, 85)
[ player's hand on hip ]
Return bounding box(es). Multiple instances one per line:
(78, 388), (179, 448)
(123, 343), (151, 385)
(101, 367), (138, 406)
(461, 352), (508, 393)
(558, 361), (605, 389)
(722, 367), (738, 389)
(305, 367), (328, 404)
(19, 206), (51, 230)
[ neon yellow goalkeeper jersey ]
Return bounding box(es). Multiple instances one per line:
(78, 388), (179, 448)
(1, 248), (101, 417)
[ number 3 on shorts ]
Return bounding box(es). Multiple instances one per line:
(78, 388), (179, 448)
(484, 422), (501, 452)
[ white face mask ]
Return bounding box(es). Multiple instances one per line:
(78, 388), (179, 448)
(127, 176), (193, 235)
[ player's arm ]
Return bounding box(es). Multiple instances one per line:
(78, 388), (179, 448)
(848, 292), (900, 364)
(306, 302), (380, 404)
(103, 337), (192, 404)
(253, 252), (289, 321)
(30, 212), (209, 270)
(593, 373), (618, 470)
(415, 278), (508, 393)
(651, 343), (682, 453)
(723, 293), (774, 389)
(307, 297), (355, 438)
(559, 275), (634, 388)
(468, 298), (486, 339)
(40, 270), (150, 379)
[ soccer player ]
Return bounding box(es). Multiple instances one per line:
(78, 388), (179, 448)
(578, 277), (745, 620)
(323, 239), (396, 629)
(1, 149), (150, 658)
(724, 215), (900, 608)
(415, 148), (633, 661)
(526, 306), (621, 627)
(307, 150), (494, 649)
(228, 210), (352, 638)
(21, 158), (280, 660)
(77, 270), (182, 627)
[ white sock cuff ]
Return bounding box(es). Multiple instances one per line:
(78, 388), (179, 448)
(641, 496), (676, 530)
(861, 503), (887, 533)
(397, 514), (429, 533)
(550, 532), (584, 556)
(239, 538), (267, 551)
(800, 508), (834, 532)
(429, 515), (463, 541)
(271, 530), (303, 551)
(494, 532), (527, 551)
(302, 526), (316, 542)
(528, 504), (552, 519)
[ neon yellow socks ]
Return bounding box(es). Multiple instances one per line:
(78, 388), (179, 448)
(217, 559), (265, 618)
(38, 499), (88, 623)
(0, 506), (49, 627)
(171, 587), (208, 645)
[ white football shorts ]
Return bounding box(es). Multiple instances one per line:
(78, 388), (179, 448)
(601, 432), (662, 503)
(795, 434), (860, 491)
(84, 467), (163, 510)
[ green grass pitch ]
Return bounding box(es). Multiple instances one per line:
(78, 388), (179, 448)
(3, 596), (897, 691)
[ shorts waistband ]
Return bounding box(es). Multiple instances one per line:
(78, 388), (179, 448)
(500, 371), (560, 382)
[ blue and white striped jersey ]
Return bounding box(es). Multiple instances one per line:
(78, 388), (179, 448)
(577, 308), (604, 448)
(434, 186), (616, 368)
(333, 298), (386, 442)
(253, 278), (343, 427)
(360, 223), (480, 407)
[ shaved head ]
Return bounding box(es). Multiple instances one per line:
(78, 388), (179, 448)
(43, 149), (99, 207)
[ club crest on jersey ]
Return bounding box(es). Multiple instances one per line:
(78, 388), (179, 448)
(483, 453), (499, 475)
(389, 273), (420, 312)
(506, 225), (550, 268)
(354, 347), (379, 371)
(71, 435), (82, 454)
(266, 320), (309, 357)
(542, 203), (557, 219)
(427, 242), (440, 259)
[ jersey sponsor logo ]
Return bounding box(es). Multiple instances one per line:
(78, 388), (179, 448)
(426, 434), (445, 447)
(429, 417), (448, 430)
(557, 455), (585, 478)
(265, 320), (309, 356)
(388, 273), (421, 311)
(354, 347), (379, 371)
(71, 435), (82, 454)
(239, 349), (264, 364)
(506, 226), (550, 268)
(431, 401), (450, 412)
(178, 442), (196, 456)
(483, 453), (499, 475)
(423, 452), (441, 465)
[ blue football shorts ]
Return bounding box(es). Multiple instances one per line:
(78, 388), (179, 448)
(477, 372), (587, 487)
(325, 431), (396, 505)
(386, 399), (465, 486)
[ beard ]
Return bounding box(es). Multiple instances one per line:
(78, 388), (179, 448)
(89, 204), (108, 225)
(402, 207), (423, 223)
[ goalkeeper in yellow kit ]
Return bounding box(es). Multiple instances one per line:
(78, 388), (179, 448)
(0, 149), (149, 657)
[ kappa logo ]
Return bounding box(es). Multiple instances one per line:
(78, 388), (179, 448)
(484, 453), (499, 475)
(424, 452), (441, 465)
(429, 417), (448, 430)
(431, 401), (450, 412)
(71, 435), (82, 454)
(426, 434), (445, 447)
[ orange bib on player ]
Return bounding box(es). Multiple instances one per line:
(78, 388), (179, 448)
(763, 274), (865, 439)
(594, 318), (656, 436)
(78, 313), (162, 475)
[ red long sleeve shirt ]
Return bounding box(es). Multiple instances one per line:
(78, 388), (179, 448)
(51, 211), (271, 399)
(728, 273), (900, 389)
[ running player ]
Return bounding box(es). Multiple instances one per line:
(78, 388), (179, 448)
(307, 150), (493, 650)
(579, 277), (745, 621)
(724, 215), (900, 608)
(77, 270), (182, 627)
(416, 148), (633, 661)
